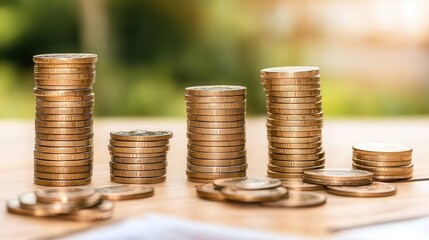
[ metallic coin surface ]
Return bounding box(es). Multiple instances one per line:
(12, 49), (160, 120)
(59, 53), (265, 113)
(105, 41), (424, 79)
(185, 85), (246, 96)
(281, 179), (325, 191)
(196, 183), (225, 201)
(35, 187), (96, 203)
(6, 199), (60, 217)
(261, 66), (319, 78)
(109, 161), (167, 171)
(33, 53), (98, 63)
(187, 157), (247, 167)
(213, 177), (281, 190)
(61, 199), (114, 222)
(34, 165), (92, 173)
(262, 191), (326, 208)
(110, 169), (166, 178)
(109, 139), (168, 148)
(108, 145), (169, 154)
(110, 130), (173, 141)
(187, 163), (247, 173)
(221, 186), (288, 203)
(352, 158), (412, 167)
(111, 156), (166, 164)
(110, 175), (166, 184)
(186, 170), (246, 180)
(326, 182), (397, 197)
(303, 177), (373, 186)
(353, 143), (412, 156)
(34, 159), (92, 167)
(34, 178), (91, 187)
(185, 94), (245, 103)
(304, 168), (373, 181)
(96, 185), (154, 200)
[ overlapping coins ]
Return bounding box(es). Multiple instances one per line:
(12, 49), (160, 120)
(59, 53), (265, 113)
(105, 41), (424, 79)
(7, 187), (114, 221)
(261, 66), (324, 179)
(352, 143), (413, 181)
(185, 86), (248, 183)
(109, 130), (172, 184)
(33, 54), (97, 186)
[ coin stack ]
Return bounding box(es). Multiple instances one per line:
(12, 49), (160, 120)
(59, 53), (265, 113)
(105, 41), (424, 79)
(303, 169), (373, 186)
(352, 143), (413, 181)
(261, 66), (324, 180)
(33, 54), (97, 187)
(185, 86), (248, 183)
(109, 130), (172, 184)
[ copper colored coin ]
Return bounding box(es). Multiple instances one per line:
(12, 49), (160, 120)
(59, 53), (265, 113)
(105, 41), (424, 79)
(373, 174), (413, 181)
(186, 101), (246, 109)
(267, 108), (322, 115)
(32, 88), (92, 97)
(110, 130), (173, 141)
(326, 182), (397, 197)
(265, 90), (321, 98)
(266, 124), (322, 132)
(33, 53), (98, 63)
(34, 165), (92, 174)
(188, 139), (246, 147)
(110, 175), (166, 184)
(269, 158), (325, 168)
(267, 112), (323, 121)
(35, 119), (93, 128)
(187, 163), (247, 173)
(34, 171), (92, 180)
(35, 84), (93, 90)
(353, 143), (412, 156)
(267, 130), (321, 138)
(304, 168), (373, 181)
(268, 164), (323, 174)
(263, 84), (320, 92)
(34, 73), (95, 80)
(187, 126), (245, 135)
(267, 96), (322, 104)
(187, 156), (247, 167)
(188, 144), (245, 153)
(269, 140), (322, 149)
(34, 159), (92, 167)
(108, 145), (169, 154)
(34, 66), (95, 74)
(186, 170), (246, 180)
(186, 108), (245, 116)
(35, 126), (93, 135)
(261, 66), (319, 78)
(35, 113), (93, 122)
(268, 136), (321, 144)
(267, 118), (323, 127)
(221, 186), (288, 203)
(109, 139), (168, 148)
(352, 163), (413, 173)
(213, 177), (281, 190)
(61, 199), (114, 222)
(261, 76), (320, 85)
(187, 132), (245, 141)
(267, 170), (303, 179)
(110, 169), (166, 178)
(96, 185), (154, 200)
(353, 152), (411, 162)
(188, 149), (246, 160)
(35, 133), (93, 141)
(36, 100), (94, 108)
(187, 120), (245, 129)
(269, 151), (325, 161)
(36, 93), (94, 102)
(262, 191), (326, 208)
(35, 62), (95, 68)
(187, 114), (245, 122)
(34, 151), (93, 161)
(111, 156), (166, 164)
(109, 152), (165, 158)
(35, 186), (96, 203)
(303, 177), (373, 186)
(34, 177), (91, 186)
(266, 101), (322, 110)
(352, 158), (411, 167)
(35, 107), (93, 115)
(196, 184), (225, 201)
(269, 146), (323, 155)
(34, 145), (93, 154)
(185, 94), (245, 103)
(281, 179), (325, 191)
(109, 161), (167, 171)
(185, 85), (246, 97)
(35, 139), (93, 147)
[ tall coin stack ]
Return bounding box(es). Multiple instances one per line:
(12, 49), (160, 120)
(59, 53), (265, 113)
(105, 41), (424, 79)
(352, 143), (413, 181)
(185, 86), (247, 183)
(261, 67), (324, 180)
(109, 130), (172, 184)
(33, 54), (97, 187)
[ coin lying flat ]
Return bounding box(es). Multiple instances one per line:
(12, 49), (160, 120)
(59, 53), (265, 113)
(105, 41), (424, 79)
(110, 175), (166, 184)
(33, 53), (98, 63)
(35, 187), (95, 203)
(185, 85), (246, 96)
(261, 66), (319, 78)
(281, 179), (325, 191)
(96, 185), (154, 200)
(110, 130), (173, 141)
(221, 187), (288, 203)
(61, 199), (114, 222)
(6, 198), (60, 217)
(353, 143), (412, 156)
(34, 178), (91, 187)
(213, 177), (281, 190)
(304, 169), (373, 181)
(18, 192), (78, 214)
(196, 184), (226, 201)
(326, 182), (397, 197)
(262, 191), (326, 208)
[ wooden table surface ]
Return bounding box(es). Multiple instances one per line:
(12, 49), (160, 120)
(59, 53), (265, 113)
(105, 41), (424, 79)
(1, 117), (429, 239)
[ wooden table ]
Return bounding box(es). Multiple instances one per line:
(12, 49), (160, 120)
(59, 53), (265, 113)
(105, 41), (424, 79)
(1, 117), (429, 239)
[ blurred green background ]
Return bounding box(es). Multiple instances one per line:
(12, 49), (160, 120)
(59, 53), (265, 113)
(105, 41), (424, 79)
(0, 0), (428, 118)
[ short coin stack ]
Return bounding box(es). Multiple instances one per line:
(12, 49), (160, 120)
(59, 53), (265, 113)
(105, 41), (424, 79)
(7, 187), (114, 221)
(352, 143), (413, 181)
(109, 130), (172, 184)
(261, 66), (324, 180)
(303, 169), (373, 186)
(185, 86), (248, 183)
(33, 54), (97, 187)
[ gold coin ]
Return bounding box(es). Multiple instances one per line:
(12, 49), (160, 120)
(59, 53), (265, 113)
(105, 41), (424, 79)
(35, 132), (93, 141)
(268, 146), (323, 155)
(110, 175), (166, 184)
(371, 170), (413, 176)
(267, 108), (322, 115)
(61, 199), (114, 222)
(17, 192), (82, 214)
(186, 170), (246, 180)
(352, 158), (411, 167)
(267, 130), (321, 138)
(263, 84), (320, 92)
(326, 182), (397, 197)
(269, 159), (325, 168)
(188, 144), (245, 153)
(262, 191), (326, 208)
(187, 163), (247, 173)
(269, 151), (325, 161)
(34, 165), (92, 174)
(188, 139), (246, 147)
(268, 164), (323, 173)
(35, 145), (93, 154)
(261, 76), (320, 85)
(269, 140), (322, 149)
(111, 156), (166, 164)
(303, 177), (372, 186)
(34, 172), (92, 180)
(260, 66), (319, 78)
(32, 88), (93, 97)
(186, 108), (245, 116)
(35, 107), (93, 115)
(185, 85), (246, 97)
(304, 168), (373, 181)
(35, 78), (95, 85)
(268, 136), (321, 144)
(213, 177), (281, 190)
(196, 184), (225, 201)
(267, 118), (323, 127)
(110, 139), (168, 148)
(108, 145), (169, 154)
(353, 143), (412, 156)
(186, 101), (246, 109)
(34, 151), (93, 161)
(185, 94), (245, 103)
(268, 112), (323, 121)
(373, 174), (412, 181)
(110, 169), (166, 178)
(353, 152), (411, 162)
(34, 66), (95, 74)
(6, 198), (59, 217)
(267, 96), (322, 104)
(33, 53), (98, 63)
(35, 85), (93, 90)
(34, 159), (92, 167)
(187, 177), (214, 183)
(110, 130), (173, 142)
(35, 119), (93, 128)
(35, 62), (95, 68)
(267, 170), (303, 179)
(265, 90), (321, 98)
(36, 100), (94, 108)
(187, 120), (245, 129)
(35, 126), (93, 135)
(187, 156), (247, 167)
(187, 114), (245, 122)
(109, 152), (165, 158)
(35, 139), (93, 147)
(187, 132), (245, 141)
(281, 179), (325, 191)
(187, 126), (245, 135)
(96, 185), (154, 200)
(221, 186), (288, 203)
(36, 113), (93, 121)
(34, 178), (91, 186)
(35, 187), (95, 203)
(188, 149), (246, 159)
(266, 101), (322, 110)
(109, 161), (167, 171)
(34, 72), (95, 80)
(36, 93), (94, 102)
(352, 163), (413, 173)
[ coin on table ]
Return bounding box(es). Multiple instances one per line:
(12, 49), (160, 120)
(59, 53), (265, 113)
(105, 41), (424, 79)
(34, 165), (92, 174)
(187, 157), (247, 167)
(196, 183), (226, 201)
(187, 163), (248, 173)
(263, 84), (320, 92)
(34, 159), (92, 167)
(111, 156), (166, 164)
(261, 66), (319, 78)
(35, 119), (93, 128)
(188, 139), (246, 147)
(60, 199), (114, 222)
(262, 76), (320, 85)
(35, 107), (93, 115)
(185, 85), (246, 97)
(34, 151), (93, 160)
(110, 130), (173, 142)
(262, 191), (327, 208)
(35, 145), (93, 154)
(352, 158), (412, 167)
(32, 88), (93, 97)
(110, 169), (166, 178)
(353, 152), (411, 162)
(109, 152), (165, 158)
(266, 96), (322, 104)
(187, 126), (245, 135)
(109, 161), (167, 171)
(33, 53), (98, 63)
(213, 177), (281, 190)
(187, 114), (245, 122)
(108, 145), (169, 154)
(187, 132), (245, 141)
(186, 101), (246, 110)
(188, 144), (245, 153)
(187, 120), (245, 129)
(6, 198), (60, 217)
(110, 175), (166, 184)
(185, 94), (245, 103)
(304, 169), (373, 181)
(326, 182), (397, 197)
(221, 187), (288, 203)
(36, 100), (94, 108)
(353, 143), (412, 156)
(36, 187), (95, 203)
(34, 178), (91, 187)
(186, 108), (245, 116)
(187, 150), (246, 160)
(352, 163), (413, 173)
(18, 192), (78, 214)
(304, 178), (372, 186)
(110, 139), (168, 148)
(186, 170), (246, 180)
(35, 113), (93, 122)
(36, 93), (94, 102)
(96, 185), (154, 200)
(34, 66), (95, 74)
(34, 171), (92, 180)
(281, 179), (325, 191)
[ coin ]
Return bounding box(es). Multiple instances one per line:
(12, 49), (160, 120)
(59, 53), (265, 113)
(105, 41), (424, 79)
(187, 120), (245, 129)
(267, 96), (322, 104)
(36, 113), (93, 121)
(213, 177), (281, 190)
(261, 76), (320, 85)
(109, 152), (165, 158)
(304, 169), (373, 181)
(33, 53), (98, 63)
(34, 159), (92, 167)
(187, 157), (247, 167)
(61, 199), (114, 222)
(36, 100), (94, 108)
(108, 145), (169, 154)
(221, 187), (288, 203)
(352, 158), (412, 167)
(353, 143), (412, 156)
(352, 163), (413, 173)
(109, 161), (167, 171)
(35, 187), (95, 203)
(35, 126), (93, 135)
(6, 199), (61, 217)
(34, 151), (93, 160)
(33, 178), (91, 187)
(187, 144), (245, 153)
(185, 95), (245, 103)
(36, 93), (94, 102)
(187, 177), (215, 183)
(187, 114), (245, 122)
(186, 170), (246, 180)
(34, 165), (92, 174)
(265, 90), (321, 98)
(34, 66), (95, 74)
(111, 156), (166, 164)
(18, 192), (78, 214)
(188, 150), (246, 159)
(35, 119), (93, 128)
(269, 141), (322, 149)
(35, 62), (95, 68)
(187, 126), (245, 135)
(185, 85), (246, 96)
(353, 152), (411, 162)
(196, 184), (226, 201)
(110, 130), (173, 141)
(268, 164), (323, 173)
(96, 185), (154, 200)
(188, 139), (246, 147)
(35, 84), (93, 90)
(186, 108), (245, 116)
(269, 159), (325, 168)
(263, 84), (320, 92)
(269, 146), (322, 155)
(35, 107), (93, 115)
(266, 101), (322, 110)
(267, 129), (321, 138)
(186, 101), (246, 109)
(303, 178), (372, 186)
(269, 151), (325, 161)
(110, 175), (166, 184)
(34, 171), (92, 180)
(35, 139), (93, 147)
(110, 169), (166, 178)
(261, 66), (319, 78)
(267, 170), (303, 179)
(268, 136), (321, 144)
(109, 139), (168, 148)
(372, 174), (412, 181)
(34, 145), (93, 154)
(268, 113), (324, 122)
(266, 124), (322, 132)
(32, 88), (93, 97)
(187, 132), (245, 141)
(34, 73), (95, 80)
(326, 182), (397, 197)
(187, 163), (247, 173)
(262, 191), (326, 208)
(267, 118), (323, 127)
(281, 179), (325, 191)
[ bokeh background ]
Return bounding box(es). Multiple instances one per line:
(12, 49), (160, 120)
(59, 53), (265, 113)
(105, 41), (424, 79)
(0, 0), (428, 118)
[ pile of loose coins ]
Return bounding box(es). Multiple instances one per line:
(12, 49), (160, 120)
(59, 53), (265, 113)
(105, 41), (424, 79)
(196, 177), (327, 207)
(185, 86), (248, 183)
(260, 67), (324, 180)
(352, 143), (413, 181)
(109, 130), (172, 184)
(7, 187), (114, 221)
(33, 54), (97, 187)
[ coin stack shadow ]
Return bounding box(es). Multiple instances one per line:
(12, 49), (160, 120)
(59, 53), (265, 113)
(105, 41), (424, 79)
(109, 130), (172, 184)
(261, 67), (325, 180)
(185, 86), (248, 183)
(352, 143), (413, 181)
(33, 54), (97, 187)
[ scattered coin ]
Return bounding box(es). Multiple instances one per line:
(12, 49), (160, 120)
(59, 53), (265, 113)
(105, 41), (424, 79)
(196, 184), (226, 201)
(96, 185), (154, 200)
(326, 182), (397, 197)
(262, 191), (326, 208)
(221, 187), (288, 203)
(213, 177), (281, 190)
(303, 169), (373, 186)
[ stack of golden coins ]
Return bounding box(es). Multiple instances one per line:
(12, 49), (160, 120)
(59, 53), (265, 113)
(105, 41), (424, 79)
(303, 169), (373, 186)
(352, 143), (413, 181)
(33, 54), (97, 187)
(261, 66), (324, 180)
(109, 130), (172, 184)
(185, 86), (247, 183)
